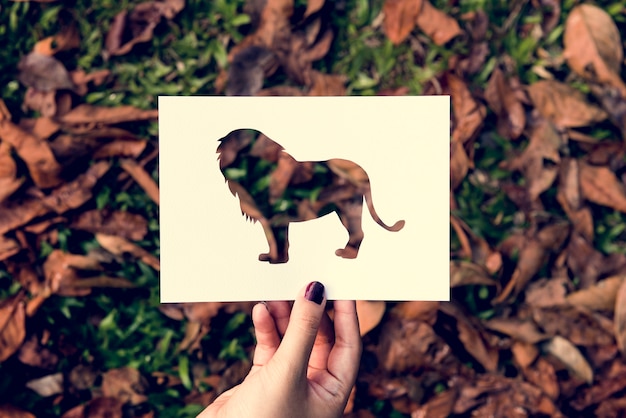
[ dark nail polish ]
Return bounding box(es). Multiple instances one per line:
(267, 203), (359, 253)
(305, 281), (324, 305)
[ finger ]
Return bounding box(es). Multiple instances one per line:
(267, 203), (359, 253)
(326, 300), (362, 386)
(308, 311), (334, 371)
(265, 300), (292, 337)
(274, 281), (326, 376)
(251, 303), (281, 368)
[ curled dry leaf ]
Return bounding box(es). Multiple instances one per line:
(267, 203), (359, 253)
(0, 293), (26, 362)
(566, 275), (624, 312)
(382, 0), (423, 45)
(563, 4), (626, 97)
(304, 0), (325, 18)
(542, 335), (593, 384)
(0, 235), (20, 261)
(484, 66), (525, 140)
(377, 315), (439, 373)
(356, 300), (386, 336)
(119, 159), (159, 205)
(483, 317), (547, 344)
(522, 357), (559, 400)
(43, 250), (91, 297)
(22, 88), (57, 118)
(93, 138), (147, 159)
(450, 140), (470, 190)
(527, 80), (607, 128)
(524, 276), (569, 308)
(25, 373), (63, 397)
(579, 161), (626, 213)
(391, 301), (439, 324)
(415, 1), (462, 46)
(0, 405), (36, 418)
(0, 100), (63, 189)
(96, 233), (160, 271)
(450, 260), (499, 289)
(533, 306), (614, 347)
(33, 24), (80, 56)
(615, 279), (626, 356)
(61, 397), (124, 418)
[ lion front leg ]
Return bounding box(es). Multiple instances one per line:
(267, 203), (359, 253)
(259, 224), (289, 263)
(335, 198), (364, 259)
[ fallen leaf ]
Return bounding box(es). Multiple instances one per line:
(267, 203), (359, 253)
(0, 141), (24, 203)
(356, 300), (386, 336)
(61, 397), (123, 418)
(227, 46), (276, 96)
(96, 233), (160, 271)
(17, 52), (75, 92)
(484, 66), (526, 139)
(511, 341), (539, 369)
(450, 260), (499, 289)
(615, 279), (626, 356)
(42, 161), (111, 213)
(0, 235), (20, 261)
(43, 250), (91, 297)
(525, 276), (569, 308)
(18, 334), (59, 369)
(579, 161), (626, 213)
(439, 303), (498, 372)
(448, 72), (486, 147)
(542, 335), (593, 384)
(105, 0), (184, 57)
(450, 131), (470, 190)
(0, 294), (26, 362)
(484, 317), (547, 344)
(533, 306), (614, 347)
(71, 210), (148, 241)
(566, 275), (624, 312)
(556, 158), (594, 241)
(304, 0), (325, 18)
(93, 138), (147, 159)
(415, 1), (462, 45)
(563, 4), (626, 97)
(391, 301), (439, 324)
(34, 24), (80, 56)
(0, 100), (64, 188)
(25, 373), (63, 397)
(382, 0), (423, 45)
(522, 357), (559, 400)
(528, 80), (607, 128)
(377, 316), (439, 372)
(71, 68), (111, 96)
(59, 104), (158, 126)
(307, 71), (347, 96)
(101, 367), (148, 404)
(119, 159), (159, 205)
(500, 116), (563, 201)
(0, 405), (36, 418)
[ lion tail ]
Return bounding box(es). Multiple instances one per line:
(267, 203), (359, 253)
(364, 189), (405, 232)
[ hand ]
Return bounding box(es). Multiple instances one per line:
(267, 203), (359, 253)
(199, 281), (362, 418)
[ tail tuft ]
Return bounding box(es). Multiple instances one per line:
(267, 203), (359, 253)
(390, 220), (405, 232)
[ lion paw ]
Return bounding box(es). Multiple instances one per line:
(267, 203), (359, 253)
(259, 253), (289, 264)
(336, 247), (358, 259)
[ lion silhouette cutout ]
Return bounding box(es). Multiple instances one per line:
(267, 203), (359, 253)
(217, 129), (405, 264)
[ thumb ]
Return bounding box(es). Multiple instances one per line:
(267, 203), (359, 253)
(273, 281), (326, 374)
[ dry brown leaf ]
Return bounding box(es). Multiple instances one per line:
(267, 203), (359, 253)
(96, 233), (160, 271)
(501, 117), (563, 201)
(94, 138), (147, 159)
(557, 158), (594, 241)
(0, 100), (63, 188)
(71, 210), (148, 241)
(411, 388), (456, 417)
(615, 279), (626, 357)
(304, 0), (325, 18)
(356, 300), (386, 336)
(448, 72), (486, 147)
(377, 316), (439, 372)
(59, 104), (158, 126)
(450, 138), (470, 190)
(391, 301), (439, 324)
(17, 52), (75, 92)
(533, 306), (614, 347)
(0, 235), (20, 261)
(566, 275), (624, 312)
(579, 161), (626, 213)
(382, 0), (423, 45)
(18, 334), (59, 369)
(511, 341), (539, 369)
(524, 276), (569, 308)
(440, 303), (498, 372)
(307, 71), (347, 96)
(33, 24), (80, 56)
(450, 260), (499, 289)
(101, 367), (148, 404)
(0, 405), (36, 418)
(563, 4), (626, 97)
(61, 397), (124, 418)
(119, 159), (159, 205)
(71, 69), (111, 96)
(484, 317), (547, 344)
(542, 335), (593, 384)
(0, 141), (23, 204)
(522, 357), (559, 400)
(43, 161), (111, 213)
(528, 80), (607, 128)
(25, 373), (63, 397)
(43, 250), (91, 297)
(484, 67), (525, 140)
(0, 294), (26, 362)
(415, 1), (462, 46)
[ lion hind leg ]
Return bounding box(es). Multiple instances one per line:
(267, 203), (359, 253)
(335, 199), (364, 259)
